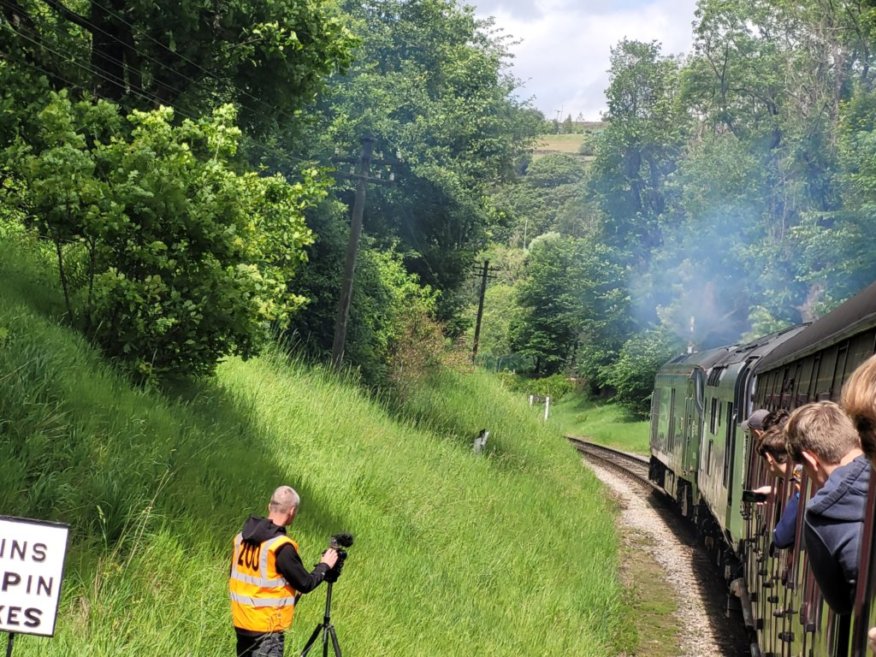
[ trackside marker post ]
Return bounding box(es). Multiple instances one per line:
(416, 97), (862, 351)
(0, 516), (70, 655)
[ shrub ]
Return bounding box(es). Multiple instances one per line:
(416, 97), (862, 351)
(17, 93), (322, 381)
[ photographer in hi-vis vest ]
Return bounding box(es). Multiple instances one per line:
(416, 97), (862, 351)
(229, 486), (338, 657)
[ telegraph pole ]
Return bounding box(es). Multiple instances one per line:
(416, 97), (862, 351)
(331, 137), (374, 369)
(471, 259), (491, 363)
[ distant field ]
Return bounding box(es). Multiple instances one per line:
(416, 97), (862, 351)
(536, 134), (586, 153)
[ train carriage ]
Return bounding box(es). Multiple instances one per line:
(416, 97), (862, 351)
(649, 347), (728, 517)
(697, 326), (808, 551)
(746, 280), (876, 657)
(649, 279), (876, 657)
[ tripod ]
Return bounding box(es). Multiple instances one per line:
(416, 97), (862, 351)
(299, 582), (342, 657)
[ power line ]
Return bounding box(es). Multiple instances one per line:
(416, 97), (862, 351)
(83, 0), (299, 121)
(1, 24), (331, 171)
(0, 10), (200, 122)
(11, 0), (281, 125)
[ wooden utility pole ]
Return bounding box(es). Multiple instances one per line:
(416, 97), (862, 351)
(471, 259), (491, 363)
(331, 137), (373, 369)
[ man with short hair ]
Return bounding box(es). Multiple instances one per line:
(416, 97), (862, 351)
(785, 401), (870, 615)
(230, 486), (339, 657)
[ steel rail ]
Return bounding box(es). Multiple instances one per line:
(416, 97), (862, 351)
(567, 437), (653, 485)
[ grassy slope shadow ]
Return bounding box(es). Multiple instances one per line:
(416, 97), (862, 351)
(0, 243), (345, 655)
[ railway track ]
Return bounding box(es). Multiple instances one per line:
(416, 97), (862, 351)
(567, 437), (652, 485)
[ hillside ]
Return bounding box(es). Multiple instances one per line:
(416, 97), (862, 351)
(0, 237), (626, 655)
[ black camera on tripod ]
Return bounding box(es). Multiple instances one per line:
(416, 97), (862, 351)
(325, 532), (353, 583)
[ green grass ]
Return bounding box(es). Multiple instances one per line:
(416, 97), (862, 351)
(549, 394), (651, 455)
(0, 236), (628, 656)
(535, 134), (586, 153)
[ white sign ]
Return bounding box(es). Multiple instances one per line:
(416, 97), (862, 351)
(0, 516), (69, 637)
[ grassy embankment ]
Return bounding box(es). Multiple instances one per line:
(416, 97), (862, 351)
(548, 394), (678, 654)
(549, 395), (651, 455)
(0, 237), (632, 656)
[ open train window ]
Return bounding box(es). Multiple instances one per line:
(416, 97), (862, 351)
(723, 401), (734, 490)
(808, 354), (822, 401)
(709, 397), (718, 435)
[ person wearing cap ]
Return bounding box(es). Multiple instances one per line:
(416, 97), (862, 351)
(746, 408), (775, 500)
(229, 486), (339, 657)
(742, 408), (770, 440)
(755, 426), (800, 550)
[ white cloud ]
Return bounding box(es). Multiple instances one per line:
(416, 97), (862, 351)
(474, 0), (697, 119)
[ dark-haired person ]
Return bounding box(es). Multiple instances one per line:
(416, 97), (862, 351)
(785, 401), (870, 615)
(755, 426), (799, 550)
(230, 486), (338, 657)
(763, 408), (790, 432)
(841, 353), (876, 652)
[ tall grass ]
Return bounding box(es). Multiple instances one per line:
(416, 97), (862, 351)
(1, 237), (626, 655)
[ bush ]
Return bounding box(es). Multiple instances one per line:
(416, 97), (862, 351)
(15, 93), (322, 381)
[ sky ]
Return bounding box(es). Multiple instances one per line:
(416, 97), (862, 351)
(469, 0), (698, 120)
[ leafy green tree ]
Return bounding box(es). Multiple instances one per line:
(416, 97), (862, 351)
(792, 86), (876, 307)
(589, 39), (687, 263)
(602, 327), (683, 417)
(19, 93), (321, 380)
(510, 233), (631, 378)
(493, 153), (591, 246)
(286, 199), (438, 384)
(302, 0), (539, 329)
(1, 0), (355, 132)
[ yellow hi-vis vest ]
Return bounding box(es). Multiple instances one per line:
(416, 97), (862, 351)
(229, 533), (299, 632)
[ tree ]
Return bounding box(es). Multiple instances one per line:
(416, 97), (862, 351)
(299, 0), (539, 331)
(0, 0), (355, 133)
(492, 153), (591, 246)
(19, 93), (322, 380)
(510, 233), (631, 378)
(603, 327), (683, 417)
(589, 40), (686, 265)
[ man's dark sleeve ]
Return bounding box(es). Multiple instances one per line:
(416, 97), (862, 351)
(276, 544), (330, 593)
(773, 491), (800, 549)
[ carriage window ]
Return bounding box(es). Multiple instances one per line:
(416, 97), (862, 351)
(723, 401), (734, 489)
(709, 398), (718, 435)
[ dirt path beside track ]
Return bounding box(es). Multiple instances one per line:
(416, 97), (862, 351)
(584, 461), (751, 657)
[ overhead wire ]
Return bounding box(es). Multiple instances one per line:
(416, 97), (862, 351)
(0, 9), (342, 171)
(12, 0), (281, 124)
(0, 4), (200, 121)
(82, 0), (306, 123)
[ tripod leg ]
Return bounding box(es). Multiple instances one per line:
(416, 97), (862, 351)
(322, 625), (329, 657)
(299, 624), (323, 657)
(329, 625), (342, 657)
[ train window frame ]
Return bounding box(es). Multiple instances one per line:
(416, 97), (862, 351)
(709, 397), (718, 435)
(830, 342), (849, 399)
(808, 353), (822, 401)
(723, 401), (734, 490)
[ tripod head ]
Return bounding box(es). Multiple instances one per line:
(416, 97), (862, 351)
(300, 533), (353, 657)
(325, 532), (353, 583)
